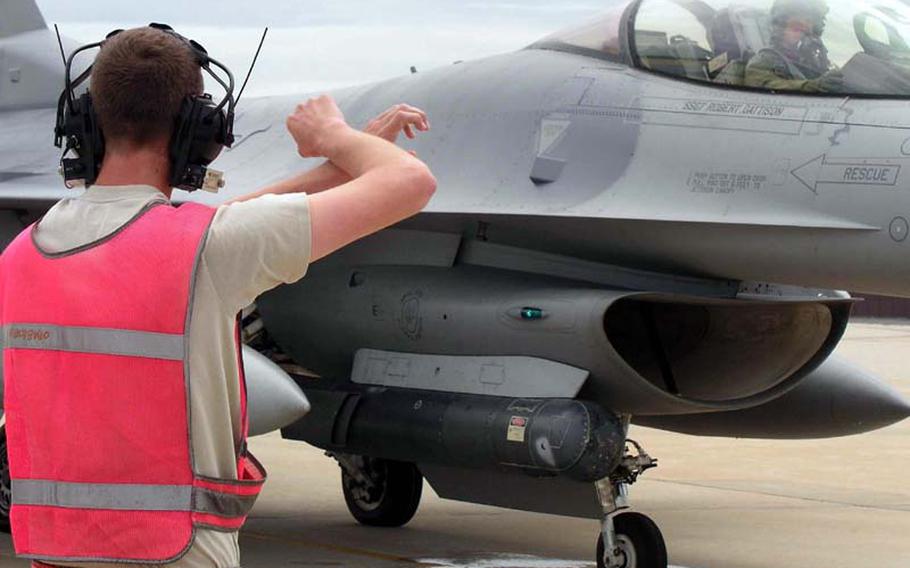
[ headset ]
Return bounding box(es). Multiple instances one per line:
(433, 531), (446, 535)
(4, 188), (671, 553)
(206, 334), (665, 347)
(54, 23), (239, 192)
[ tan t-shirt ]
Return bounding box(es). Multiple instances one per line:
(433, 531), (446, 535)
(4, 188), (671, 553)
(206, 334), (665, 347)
(29, 184), (311, 568)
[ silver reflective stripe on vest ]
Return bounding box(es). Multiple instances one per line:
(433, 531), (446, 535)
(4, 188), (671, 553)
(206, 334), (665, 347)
(193, 488), (258, 518)
(12, 479), (258, 518)
(12, 480), (192, 511)
(1, 324), (185, 361)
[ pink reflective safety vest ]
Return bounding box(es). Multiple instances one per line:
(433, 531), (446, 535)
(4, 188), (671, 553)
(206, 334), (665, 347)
(0, 201), (265, 564)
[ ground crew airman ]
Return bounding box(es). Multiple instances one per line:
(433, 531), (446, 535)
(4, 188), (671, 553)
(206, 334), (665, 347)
(0, 26), (435, 568)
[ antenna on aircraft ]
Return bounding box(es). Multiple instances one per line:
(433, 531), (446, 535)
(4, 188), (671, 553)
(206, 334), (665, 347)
(53, 24), (67, 71)
(236, 27), (268, 106)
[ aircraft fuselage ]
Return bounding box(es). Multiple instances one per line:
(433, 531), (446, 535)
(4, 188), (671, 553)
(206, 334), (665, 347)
(207, 48), (910, 297)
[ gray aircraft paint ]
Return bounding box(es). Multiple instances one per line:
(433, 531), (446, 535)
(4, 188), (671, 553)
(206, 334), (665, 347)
(242, 345), (311, 437)
(4, 48), (910, 298)
(350, 349), (591, 399)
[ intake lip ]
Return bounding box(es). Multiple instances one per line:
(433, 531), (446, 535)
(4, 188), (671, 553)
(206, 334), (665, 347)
(603, 294), (853, 408)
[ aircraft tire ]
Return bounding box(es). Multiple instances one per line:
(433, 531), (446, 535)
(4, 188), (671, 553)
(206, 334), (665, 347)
(341, 457), (422, 527)
(0, 426), (10, 534)
(596, 512), (667, 568)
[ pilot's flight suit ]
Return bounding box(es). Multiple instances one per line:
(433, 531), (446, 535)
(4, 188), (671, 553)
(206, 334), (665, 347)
(4, 185), (312, 568)
(744, 48), (841, 93)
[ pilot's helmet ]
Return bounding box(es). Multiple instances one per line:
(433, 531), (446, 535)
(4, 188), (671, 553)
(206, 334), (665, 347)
(770, 0), (829, 35)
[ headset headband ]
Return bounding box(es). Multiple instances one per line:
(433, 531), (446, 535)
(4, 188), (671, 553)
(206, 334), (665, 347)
(54, 23), (238, 191)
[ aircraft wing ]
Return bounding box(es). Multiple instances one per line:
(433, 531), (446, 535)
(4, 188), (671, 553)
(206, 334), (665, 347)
(0, 107), (69, 209)
(0, 0), (88, 212)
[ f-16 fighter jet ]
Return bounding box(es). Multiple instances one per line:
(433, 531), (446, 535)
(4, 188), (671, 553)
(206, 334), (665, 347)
(2, 0), (910, 566)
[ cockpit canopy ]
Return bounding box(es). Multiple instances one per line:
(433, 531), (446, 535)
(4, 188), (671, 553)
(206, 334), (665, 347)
(530, 0), (910, 97)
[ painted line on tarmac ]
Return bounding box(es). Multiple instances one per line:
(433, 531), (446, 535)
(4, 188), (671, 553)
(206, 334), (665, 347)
(648, 478), (910, 512)
(243, 530), (434, 565)
(420, 557), (694, 568)
(420, 556), (592, 568)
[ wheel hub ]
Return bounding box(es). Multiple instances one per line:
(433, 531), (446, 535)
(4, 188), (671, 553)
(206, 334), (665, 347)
(342, 457), (388, 512)
(602, 531), (641, 568)
(615, 535), (637, 568)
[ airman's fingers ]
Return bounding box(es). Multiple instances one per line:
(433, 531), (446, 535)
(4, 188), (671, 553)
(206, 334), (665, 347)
(395, 103), (426, 117)
(373, 107), (397, 124)
(392, 111), (427, 130)
(364, 105), (431, 143)
(396, 104), (429, 130)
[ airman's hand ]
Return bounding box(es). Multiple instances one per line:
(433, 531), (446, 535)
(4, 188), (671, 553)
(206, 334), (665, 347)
(286, 95), (351, 158)
(365, 104), (430, 144)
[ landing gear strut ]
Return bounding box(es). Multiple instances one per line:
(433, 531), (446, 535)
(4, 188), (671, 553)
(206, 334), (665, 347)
(335, 454), (423, 527)
(595, 440), (665, 568)
(1, 426), (11, 534)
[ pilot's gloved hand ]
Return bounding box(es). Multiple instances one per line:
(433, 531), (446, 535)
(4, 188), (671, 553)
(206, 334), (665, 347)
(805, 70), (845, 93)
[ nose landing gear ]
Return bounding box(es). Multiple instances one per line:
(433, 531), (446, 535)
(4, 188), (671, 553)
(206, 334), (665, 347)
(595, 440), (665, 568)
(597, 512), (667, 568)
(330, 438), (666, 568)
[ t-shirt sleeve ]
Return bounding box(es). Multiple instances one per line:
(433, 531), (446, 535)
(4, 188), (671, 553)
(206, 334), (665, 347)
(202, 193), (311, 314)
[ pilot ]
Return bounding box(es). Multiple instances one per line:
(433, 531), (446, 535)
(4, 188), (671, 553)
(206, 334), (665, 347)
(744, 0), (844, 92)
(1, 26), (435, 568)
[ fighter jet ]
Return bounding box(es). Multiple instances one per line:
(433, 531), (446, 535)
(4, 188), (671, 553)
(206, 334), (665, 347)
(2, 0), (910, 566)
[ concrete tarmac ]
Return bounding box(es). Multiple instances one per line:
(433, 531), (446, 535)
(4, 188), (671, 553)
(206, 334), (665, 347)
(2, 322), (909, 568)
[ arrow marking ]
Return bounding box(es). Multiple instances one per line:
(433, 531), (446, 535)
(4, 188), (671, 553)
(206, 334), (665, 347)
(792, 154), (902, 194)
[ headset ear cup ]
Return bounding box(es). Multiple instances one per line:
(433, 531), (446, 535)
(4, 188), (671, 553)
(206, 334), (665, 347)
(201, 109), (228, 162)
(168, 94), (228, 191)
(85, 94), (105, 179)
(57, 92), (105, 186)
(168, 97), (197, 189)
